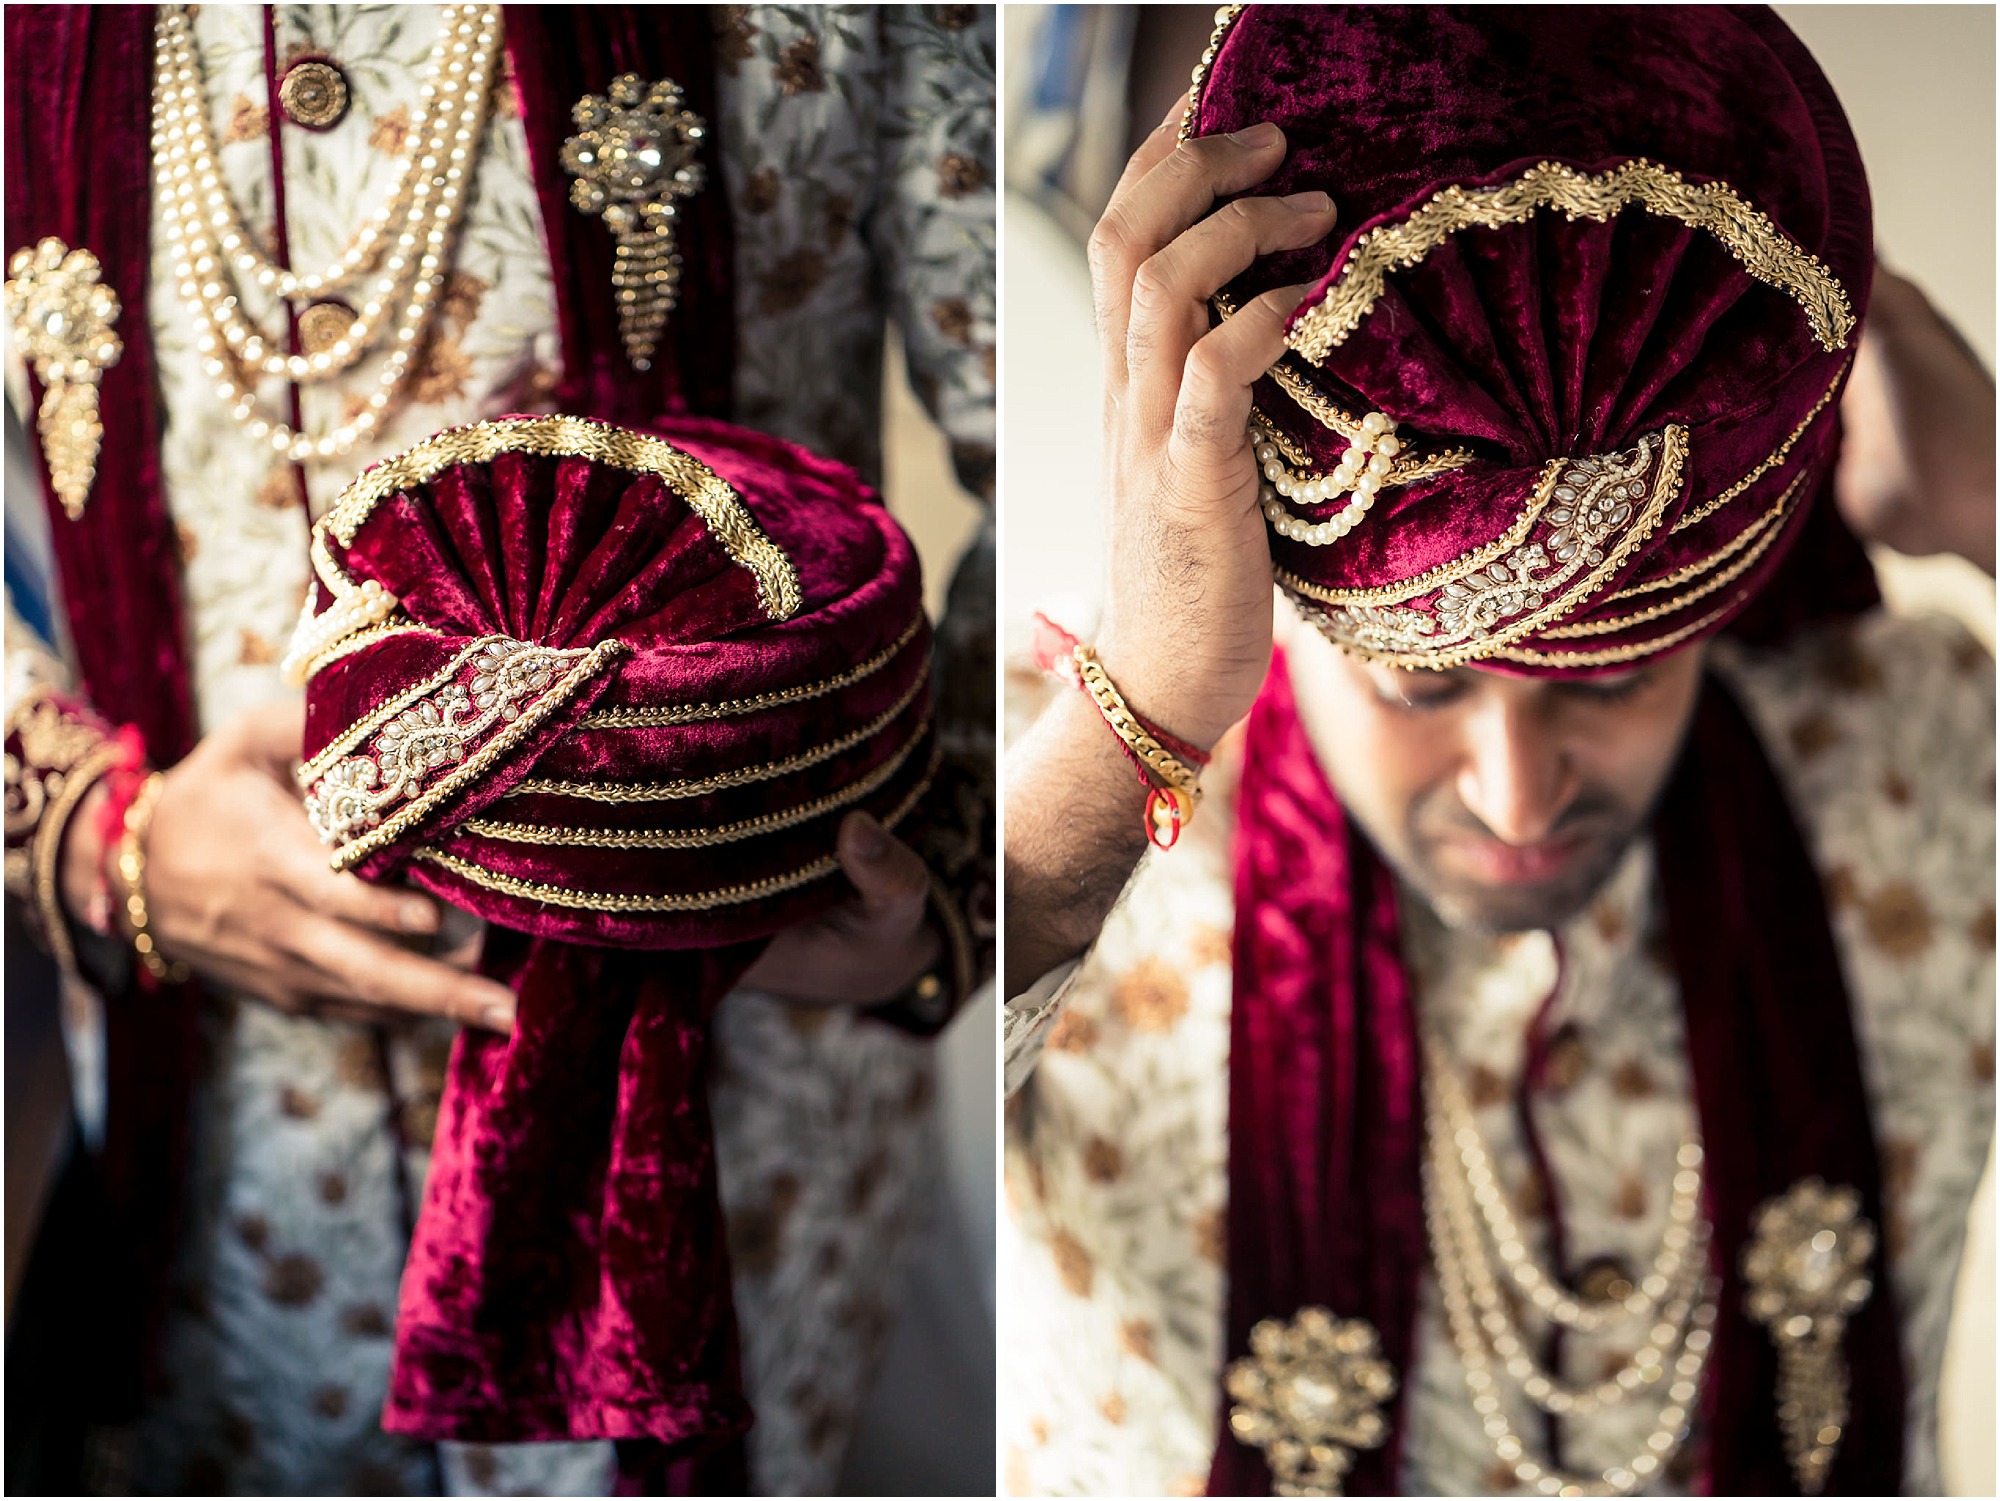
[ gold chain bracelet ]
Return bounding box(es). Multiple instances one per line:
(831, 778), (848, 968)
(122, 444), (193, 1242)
(117, 772), (190, 984)
(1070, 644), (1208, 849)
(1072, 646), (1204, 799)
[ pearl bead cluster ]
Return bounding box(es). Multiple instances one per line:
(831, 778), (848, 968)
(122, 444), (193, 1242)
(1422, 1031), (1718, 1495)
(150, 6), (501, 464)
(280, 576), (400, 686)
(1430, 1155), (1718, 1499)
(1257, 410), (1402, 546)
(1432, 1043), (1705, 1336)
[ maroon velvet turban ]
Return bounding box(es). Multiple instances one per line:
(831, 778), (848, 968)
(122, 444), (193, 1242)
(292, 413), (932, 1451)
(1188, 2), (1875, 673)
(1191, 7), (1904, 1497)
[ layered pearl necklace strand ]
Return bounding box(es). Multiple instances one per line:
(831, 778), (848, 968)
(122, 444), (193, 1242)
(150, 4), (502, 464)
(1422, 1030), (1718, 1496)
(1255, 409), (1402, 545)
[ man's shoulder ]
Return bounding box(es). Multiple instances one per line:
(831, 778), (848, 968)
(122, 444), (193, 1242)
(1714, 608), (1995, 1060)
(1714, 609), (1994, 831)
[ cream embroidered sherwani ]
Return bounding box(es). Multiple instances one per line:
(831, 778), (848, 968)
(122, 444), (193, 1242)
(1003, 610), (1994, 1497)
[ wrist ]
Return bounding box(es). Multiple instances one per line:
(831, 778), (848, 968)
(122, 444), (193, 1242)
(1093, 626), (1235, 754)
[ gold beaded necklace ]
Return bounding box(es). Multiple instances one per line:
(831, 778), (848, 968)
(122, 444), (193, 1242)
(149, 4), (502, 464)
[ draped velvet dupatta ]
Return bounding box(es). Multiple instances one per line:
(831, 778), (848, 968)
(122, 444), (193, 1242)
(3, 3), (763, 1461)
(1213, 650), (1905, 1495)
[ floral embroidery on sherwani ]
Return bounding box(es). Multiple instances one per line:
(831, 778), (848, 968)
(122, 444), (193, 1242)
(6, 5), (992, 1496)
(1003, 611), (1994, 1497)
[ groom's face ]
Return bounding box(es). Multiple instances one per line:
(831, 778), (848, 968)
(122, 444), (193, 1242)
(1288, 621), (1708, 933)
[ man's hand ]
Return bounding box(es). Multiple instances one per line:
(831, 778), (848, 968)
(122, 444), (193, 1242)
(1004, 105), (1336, 997)
(64, 698), (519, 1032)
(1090, 106), (1337, 748)
(737, 812), (941, 1007)
(1836, 263), (1996, 575)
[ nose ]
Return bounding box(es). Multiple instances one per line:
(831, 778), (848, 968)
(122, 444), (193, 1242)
(1455, 697), (1577, 846)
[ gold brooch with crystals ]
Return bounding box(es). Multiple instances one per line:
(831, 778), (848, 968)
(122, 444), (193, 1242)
(5, 238), (123, 520)
(1741, 1177), (1877, 1496)
(561, 74), (708, 372)
(1224, 1307), (1396, 1497)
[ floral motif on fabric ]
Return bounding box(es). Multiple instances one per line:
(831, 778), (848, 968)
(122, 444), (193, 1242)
(1003, 611), (1992, 1497)
(7, 6), (995, 1494)
(304, 637), (597, 847)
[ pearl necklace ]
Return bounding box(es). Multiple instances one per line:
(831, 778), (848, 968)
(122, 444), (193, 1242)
(1424, 1030), (1705, 1334)
(1427, 1150), (1718, 1498)
(149, 5), (501, 463)
(1427, 1089), (1709, 1417)
(1256, 410), (1401, 545)
(1419, 1031), (1719, 1494)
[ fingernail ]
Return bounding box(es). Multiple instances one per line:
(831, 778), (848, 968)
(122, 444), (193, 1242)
(479, 1001), (515, 1034)
(402, 900), (439, 934)
(847, 813), (891, 860)
(1282, 190), (1333, 214)
(1227, 121), (1282, 148)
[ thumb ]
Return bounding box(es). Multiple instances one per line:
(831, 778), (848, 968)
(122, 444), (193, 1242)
(241, 696), (309, 786)
(835, 812), (929, 921)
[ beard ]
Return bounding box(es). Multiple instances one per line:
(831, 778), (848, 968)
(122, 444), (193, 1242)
(1355, 785), (1649, 935)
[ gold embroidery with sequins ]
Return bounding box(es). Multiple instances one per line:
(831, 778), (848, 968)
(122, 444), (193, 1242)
(307, 638), (627, 870)
(316, 414), (800, 622)
(1542, 465), (1806, 637)
(1286, 426), (1686, 669)
(5, 238), (123, 520)
(1284, 161), (1853, 363)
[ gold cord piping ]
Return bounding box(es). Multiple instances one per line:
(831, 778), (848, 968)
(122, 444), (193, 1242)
(416, 760), (934, 912)
(579, 614), (924, 729)
(508, 668), (929, 803)
(460, 717), (934, 849)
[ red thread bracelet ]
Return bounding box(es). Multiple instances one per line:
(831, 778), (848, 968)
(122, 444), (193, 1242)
(1032, 613), (1210, 849)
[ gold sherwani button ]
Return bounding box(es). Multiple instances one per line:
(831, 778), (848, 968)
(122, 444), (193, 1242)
(279, 59), (349, 129)
(298, 299), (358, 356)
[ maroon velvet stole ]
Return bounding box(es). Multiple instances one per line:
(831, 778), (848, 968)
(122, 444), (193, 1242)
(5, 4), (204, 1423)
(5, 3), (738, 1476)
(1212, 650), (1906, 1495)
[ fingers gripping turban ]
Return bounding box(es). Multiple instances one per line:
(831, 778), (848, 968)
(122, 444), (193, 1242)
(1187, 3), (1874, 672)
(292, 414), (933, 1446)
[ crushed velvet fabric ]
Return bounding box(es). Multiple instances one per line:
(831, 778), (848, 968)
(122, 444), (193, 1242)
(1219, 652), (1903, 1495)
(299, 415), (932, 1452)
(1190, 4), (1877, 670)
(1199, 8), (1905, 1496)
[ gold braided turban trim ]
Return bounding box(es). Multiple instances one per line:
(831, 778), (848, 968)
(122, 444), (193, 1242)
(317, 414), (801, 617)
(1287, 159), (1855, 363)
(295, 418), (928, 907)
(1281, 425), (1689, 671)
(1180, 9), (1855, 363)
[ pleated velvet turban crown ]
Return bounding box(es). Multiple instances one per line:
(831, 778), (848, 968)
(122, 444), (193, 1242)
(289, 413), (932, 1448)
(1187, 4), (1874, 672)
(294, 412), (932, 938)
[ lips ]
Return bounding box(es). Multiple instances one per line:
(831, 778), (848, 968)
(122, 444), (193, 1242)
(1436, 830), (1593, 885)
